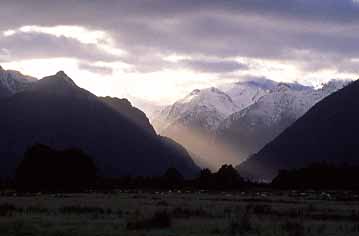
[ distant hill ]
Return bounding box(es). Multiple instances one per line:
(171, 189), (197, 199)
(238, 80), (359, 181)
(0, 71), (199, 178)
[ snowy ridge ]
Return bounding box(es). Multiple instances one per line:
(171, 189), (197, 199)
(154, 87), (239, 132)
(219, 80), (348, 131)
(220, 80), (272, 111)
(155, 77), (319, 134)
(0, 66), (37, 95)
(153, 78), (285, 133)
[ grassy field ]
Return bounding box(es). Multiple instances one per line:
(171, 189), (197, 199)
(0, 190), (359, 235)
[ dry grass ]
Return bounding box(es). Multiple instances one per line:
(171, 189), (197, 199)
(0, 191), (358, 235)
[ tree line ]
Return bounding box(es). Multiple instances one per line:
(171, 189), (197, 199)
(272, 162), (359, 189)
(3, 144), (248, 192)
(1, 144), (359, 192)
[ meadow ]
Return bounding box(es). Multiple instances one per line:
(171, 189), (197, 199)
(0, 190), (358, 236)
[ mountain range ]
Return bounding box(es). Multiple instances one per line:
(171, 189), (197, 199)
(216, 80), (348, 161)
(0, 67), (199, 178)
(238, 79), (358, 181)
(2, 65), (356, 182)
(153, 77), (349, 169)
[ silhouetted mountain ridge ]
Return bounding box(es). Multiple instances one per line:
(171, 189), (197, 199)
(0, 71), (199, 178)
(100, 96), (155, 134)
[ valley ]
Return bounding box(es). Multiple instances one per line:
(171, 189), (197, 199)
(1, 1), (359, 235)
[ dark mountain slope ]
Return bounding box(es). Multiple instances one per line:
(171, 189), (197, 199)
(0, 71), (199, 178)
(238, 80), (358, 181)
(100, 96), (155, 134)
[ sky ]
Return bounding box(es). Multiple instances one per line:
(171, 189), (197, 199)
(1, 0), (359, 106)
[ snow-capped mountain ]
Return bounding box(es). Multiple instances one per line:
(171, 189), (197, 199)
(0, 66), (37, 97)
(153, 87), (239, 133)
(216, 80), (349, 162)
(153, 78), (287, 133)
(152, 87), (242, 169)
(219, 78), (277, 110)
(152, 79), (286, 169)
(237, 79), (359, 181)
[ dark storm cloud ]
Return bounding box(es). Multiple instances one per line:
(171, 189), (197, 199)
(181, 59), (248, 73)
(0, 31), (120, 62)
(1, 1), (359, 27)
(0, 0), (359, 74)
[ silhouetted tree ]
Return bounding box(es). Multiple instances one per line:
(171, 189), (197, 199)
(215, 164), (244, 189)
(16, 144), (97, 192)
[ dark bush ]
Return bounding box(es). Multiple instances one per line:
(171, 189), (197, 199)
(16, 144), (97, 192)
(196, 165), (245, 190)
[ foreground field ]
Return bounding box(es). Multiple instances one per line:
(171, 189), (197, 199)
(0, 190), (359, 236)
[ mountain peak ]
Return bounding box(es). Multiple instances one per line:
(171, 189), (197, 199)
(53, 71), (76, 86)
(270, 83), (294, 93)
(32, 71), (86, 97)
(210, 87), (222, 93)
(0, 65), (3, 71)
(321, 79), (350, 92)
(56, 71), (67, 77)
(234, 77), (278, 91)
(189, 87), (226, 97)
(189, 89), (201, 96)
(55, 70), (71, 80)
